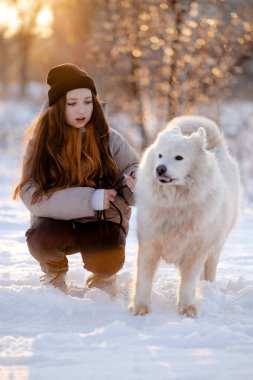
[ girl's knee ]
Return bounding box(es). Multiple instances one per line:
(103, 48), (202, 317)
(25, 225), (69, 272)
(26, 225), (52, 252)
(79, 221), (126, 276)
(26, 218), (77, 253)
(25, 218), (70, 261)
(83, 245), (125, 276)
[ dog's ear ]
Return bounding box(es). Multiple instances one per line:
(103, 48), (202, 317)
(169, 125), (181, 135)
(192, 127), (207, 149)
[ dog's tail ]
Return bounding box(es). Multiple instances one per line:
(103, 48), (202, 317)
(166, 115), (224, 150)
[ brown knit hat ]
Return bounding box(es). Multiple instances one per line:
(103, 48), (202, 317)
(47, 63), (97, 106)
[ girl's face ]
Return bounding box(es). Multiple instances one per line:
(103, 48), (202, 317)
(65, 88), (93, 129)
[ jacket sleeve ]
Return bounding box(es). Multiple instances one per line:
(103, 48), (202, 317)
(109, 129), (139, 205)
(20, 183), (96, 220)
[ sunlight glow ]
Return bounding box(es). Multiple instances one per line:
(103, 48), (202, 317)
(0, 3), (20, 37)
(35, 6), (54, 38)
(0, 1), (54, 38)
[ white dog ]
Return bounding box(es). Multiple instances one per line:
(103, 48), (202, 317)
(130, 115), (240, 318)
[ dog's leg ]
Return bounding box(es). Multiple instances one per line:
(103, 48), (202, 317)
(178, 255), (204, 318)
(129, 241), (159, 315)
(204, 252), (221, 282)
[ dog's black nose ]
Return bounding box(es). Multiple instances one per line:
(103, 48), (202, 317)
(156, 165), (167, 176)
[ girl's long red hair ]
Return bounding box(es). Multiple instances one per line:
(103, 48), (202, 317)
(13, 94), (119, 204)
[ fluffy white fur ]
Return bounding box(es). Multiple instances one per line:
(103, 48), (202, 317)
(130, 115), (240, 318)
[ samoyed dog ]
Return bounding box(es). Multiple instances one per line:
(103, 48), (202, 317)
(130, 115), (240, 318)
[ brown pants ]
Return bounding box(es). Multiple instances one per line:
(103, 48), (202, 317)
(26, 218), (126, 276)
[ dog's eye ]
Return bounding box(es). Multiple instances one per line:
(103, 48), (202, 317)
(175, 155), (184, 161)
(158, 154), (163, 158)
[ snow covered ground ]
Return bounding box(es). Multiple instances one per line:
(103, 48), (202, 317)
(0, 144), (253, 380)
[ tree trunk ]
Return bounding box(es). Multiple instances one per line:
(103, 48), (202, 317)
(167, 0), (193, 120)
(0, 37), (8, 95)
(130, 63), (149, 150)
(17, 33), (33, 98)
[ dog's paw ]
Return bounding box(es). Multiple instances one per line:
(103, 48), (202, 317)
(178, 304), (198, 318)
(129, 303), (150, 316)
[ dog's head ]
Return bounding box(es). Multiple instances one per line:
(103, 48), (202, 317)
(152, 126), (207, 186)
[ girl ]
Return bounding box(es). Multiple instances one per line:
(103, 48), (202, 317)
(14, 63), (138, 295)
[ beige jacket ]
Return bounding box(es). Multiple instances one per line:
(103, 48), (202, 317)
(21, 128), (138, 234)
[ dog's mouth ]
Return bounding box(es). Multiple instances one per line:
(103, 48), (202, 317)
(156, 175), (176, 184)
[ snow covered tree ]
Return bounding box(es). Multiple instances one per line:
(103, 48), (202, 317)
(84, 0), (253, 147)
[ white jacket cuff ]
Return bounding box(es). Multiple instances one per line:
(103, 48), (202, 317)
(91, 189), (105, 210)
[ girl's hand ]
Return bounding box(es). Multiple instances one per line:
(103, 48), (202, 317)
(124, 172), (136, 192)
(104, 189), (117, 209)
